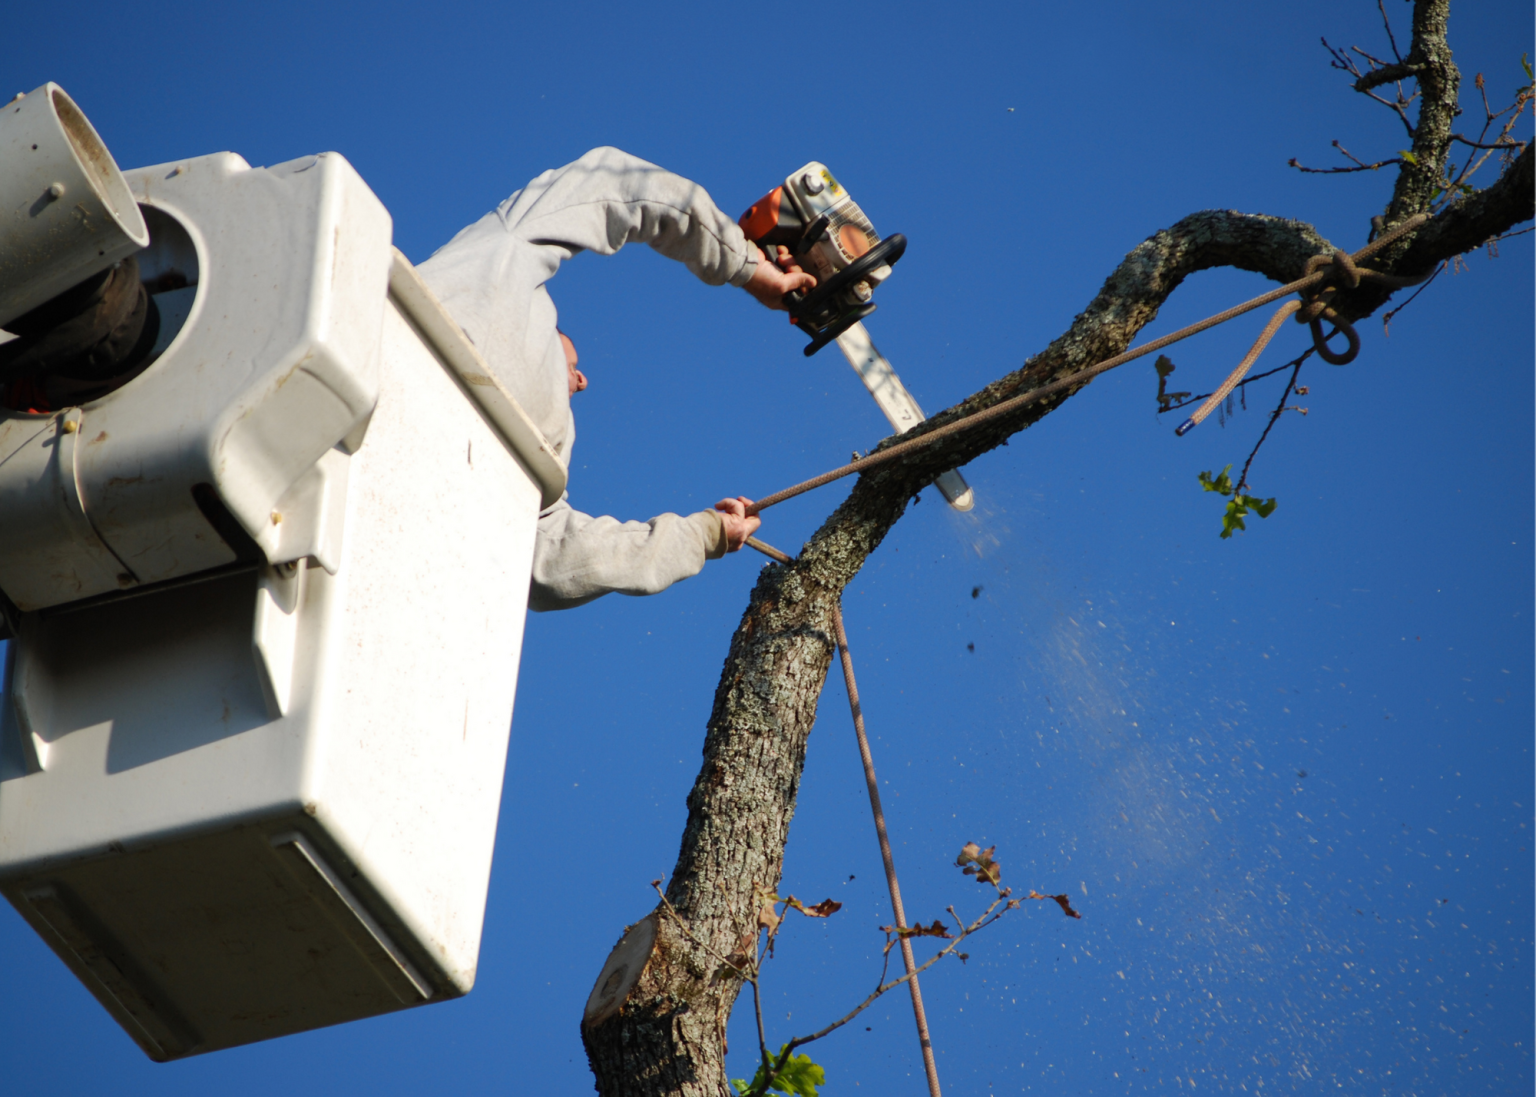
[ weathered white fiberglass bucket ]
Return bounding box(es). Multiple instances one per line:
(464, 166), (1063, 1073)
(0, 150), (564, 1060)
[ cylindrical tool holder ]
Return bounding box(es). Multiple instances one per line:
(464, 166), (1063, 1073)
(0, 83), (148, 328)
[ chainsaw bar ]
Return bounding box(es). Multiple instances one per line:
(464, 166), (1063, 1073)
(835, 321), (974, 512)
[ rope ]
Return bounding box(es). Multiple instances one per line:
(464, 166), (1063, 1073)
(1176, 244), (1428, 434)
(1177, 301), (1302, 434)
(746, 535), (944, 1097)
(745, 213), (1429, 516)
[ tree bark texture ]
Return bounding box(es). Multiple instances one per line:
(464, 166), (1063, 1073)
(579, 6), (1532, 1093)
(1385, 0), (1460, 226)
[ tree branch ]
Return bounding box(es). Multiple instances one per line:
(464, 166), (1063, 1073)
(581, 145), (1533, 1088)
(1385, 0), (1460, 224)
(1355, 142), (1534, 319)
(1355, 60), (1425, 93)
(578, 207), (1336, 1096)
(579, 6), (1533, 1092)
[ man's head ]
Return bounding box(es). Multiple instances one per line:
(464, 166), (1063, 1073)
(560, 330), (587, 397)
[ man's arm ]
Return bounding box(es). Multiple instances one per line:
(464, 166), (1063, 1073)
(529, 495), (760, 613)
(500, 147), (764, 286)
(418, 147), (813, 458)
(529, 500), (718, 612)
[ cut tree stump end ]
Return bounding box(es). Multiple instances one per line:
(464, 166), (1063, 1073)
(582, 912), (658, 1030)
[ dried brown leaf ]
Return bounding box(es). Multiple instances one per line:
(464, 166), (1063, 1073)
(1027, 889), (1083, 919)
(879, 919), (954, 941)
(956, 842), (1002, 886)
(786, 896), (843, 918)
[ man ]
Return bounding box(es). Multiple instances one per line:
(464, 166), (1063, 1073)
(418, 147), (813, 611)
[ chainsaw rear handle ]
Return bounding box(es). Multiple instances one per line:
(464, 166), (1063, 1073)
(816, 232), (907, 301)
(783, 233), (908, 356)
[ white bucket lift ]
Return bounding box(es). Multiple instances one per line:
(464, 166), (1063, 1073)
(0, 86), (564, 1060)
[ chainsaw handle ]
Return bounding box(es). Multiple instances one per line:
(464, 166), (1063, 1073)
(782, 232), (908, 313)
(822, 232), (907, 296)
(778, 232), (908, 356)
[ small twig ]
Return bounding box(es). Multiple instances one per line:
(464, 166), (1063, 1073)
(649, 884), (779, 1090)
(1290, 156), (1403, 175)
(1430, 65), (1534, 206)
(1451, 133), (1525, 151)
(1158, 351), (1312, 414)
(1323, 36), (1362, 78)
(1321, 35), (1419, 137)
(752, 977), (770, 1082)
(1351, 44), (1396, 73)
(1381, 260), (1447, 335)
(1487, 225), (1535, 255)
(1451, 91), (1534, 187)
(1477, 70), (1497, 123)
(651, 884), (750, 975)
(1334, 139), (1392, 169)
(1235, 357), (1305, 496)
(731, 881), (1026, 1097)
(740, 901), (1002, 1097)
(785, 894), (1008, 1046)
(1349, 45), (1425, 104)
(653, 876), (1000, 1097)
(1377, 0), (1402, 64)
(1289, 136), (1404, 175)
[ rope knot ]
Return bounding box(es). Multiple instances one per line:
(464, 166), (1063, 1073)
(1330, 248), (1361, 288)
(1177, 213), (1428, 434)
(1293, 249), (1365, 364)
(1306, 308), (1360, 365)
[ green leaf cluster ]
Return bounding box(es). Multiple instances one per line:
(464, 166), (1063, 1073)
(733, 1045), (826, 1097)
(1198, 465), (1278, 539)
(1197, 466), (1235, 495)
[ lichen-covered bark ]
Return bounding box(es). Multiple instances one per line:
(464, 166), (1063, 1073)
(1385, 0), (1460, 226)
(580, 5), (1532, 1093)
(1399, 144), (1534, 272)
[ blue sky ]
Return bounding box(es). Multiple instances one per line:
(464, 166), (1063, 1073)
(2, 2), (1531, 1093)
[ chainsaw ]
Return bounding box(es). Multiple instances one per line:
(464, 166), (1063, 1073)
(739, 163), (973, 511)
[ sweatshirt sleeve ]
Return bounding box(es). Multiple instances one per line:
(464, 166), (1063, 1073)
(417, 146), (762, 460)
(495, 146), (762, 287)
(529, 499), (729, 613)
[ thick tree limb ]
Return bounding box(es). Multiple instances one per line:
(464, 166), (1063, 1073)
(1385, 0), (1459, 225)
(1398, 143), (1534, 270)
(579, 4), (1532, 1092)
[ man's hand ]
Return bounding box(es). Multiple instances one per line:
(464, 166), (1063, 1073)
(714, 497), (761, 553)
(743, 245), (817, 311)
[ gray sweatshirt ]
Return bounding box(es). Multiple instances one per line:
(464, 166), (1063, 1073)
(417, 147), (762, 612)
